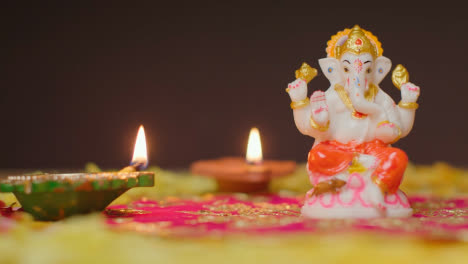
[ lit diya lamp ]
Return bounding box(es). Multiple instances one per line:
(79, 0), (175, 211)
(0, 125), (154, 221)
(190, 128), (296, 193)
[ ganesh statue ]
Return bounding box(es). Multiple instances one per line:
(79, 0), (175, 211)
(286, 25), (420, 218)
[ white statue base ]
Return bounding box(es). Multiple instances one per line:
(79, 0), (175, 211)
(302, 154), (412, 219)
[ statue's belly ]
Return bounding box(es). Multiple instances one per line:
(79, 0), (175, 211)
(330, 113), (370, 144)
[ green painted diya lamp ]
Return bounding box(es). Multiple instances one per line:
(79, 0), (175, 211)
(0, 171), (154, 221)
(0, 125), (155, 221)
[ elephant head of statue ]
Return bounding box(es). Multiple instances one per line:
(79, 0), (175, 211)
(318, 25), (392, 101)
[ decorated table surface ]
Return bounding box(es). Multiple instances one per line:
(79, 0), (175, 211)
(0, 24), (465, 262)
(1, 163), (468, 264)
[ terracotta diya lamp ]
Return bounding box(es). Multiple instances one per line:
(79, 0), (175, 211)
(191, 128), (296, 193)
(0, 125), (154, 221)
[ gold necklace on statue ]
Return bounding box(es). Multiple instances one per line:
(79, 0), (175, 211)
(334, 83), (378, 119)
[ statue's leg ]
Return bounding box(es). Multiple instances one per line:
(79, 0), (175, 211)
(369, 147), (408, 194)
(307, 141), (354, 177)
(354, 149), (412, 218)
(306, 141), (354, 197)
(302, 142), (412, 218)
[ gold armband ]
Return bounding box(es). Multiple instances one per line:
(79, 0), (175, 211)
(290, 98), (310, 109)
(377, 120), (390, 127)
(310, 117), (329, 132)
(398, 101), (419, 110)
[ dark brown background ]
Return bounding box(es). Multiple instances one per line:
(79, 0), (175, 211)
(0, 2), (467, 169)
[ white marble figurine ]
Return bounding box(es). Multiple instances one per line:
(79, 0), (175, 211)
(286, 25), (420, 218)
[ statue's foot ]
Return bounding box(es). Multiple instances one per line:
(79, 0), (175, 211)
(310, 179), (346, 196)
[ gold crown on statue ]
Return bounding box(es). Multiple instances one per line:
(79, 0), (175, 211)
(326, 25), (383, 59)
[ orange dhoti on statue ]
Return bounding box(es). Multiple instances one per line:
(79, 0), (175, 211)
(307, 140), (408, 194)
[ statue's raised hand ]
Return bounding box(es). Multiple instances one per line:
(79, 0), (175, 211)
(310, 91), (329, 126)
(286, 79), (307, 102)
(400, 82), (420, 103)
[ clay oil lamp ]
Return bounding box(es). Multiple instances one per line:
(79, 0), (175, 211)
(0, 125), (154, 221)
(190, 128), (296, 193)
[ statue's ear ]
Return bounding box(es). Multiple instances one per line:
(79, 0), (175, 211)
(373, 56), (392, 85)
(319, 58), (341, 85)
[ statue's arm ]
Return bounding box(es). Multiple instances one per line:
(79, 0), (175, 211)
(396, 82), (420, 138)
(377, 91), (402, 127)
(375, 82), (420, 143)
(373, 89), (403, 144)
(286, 79), (331, 138)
